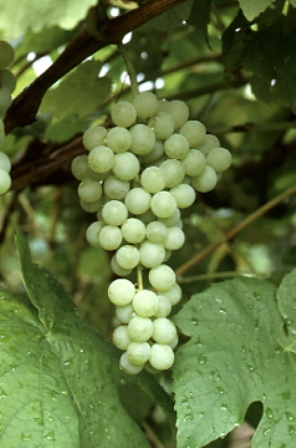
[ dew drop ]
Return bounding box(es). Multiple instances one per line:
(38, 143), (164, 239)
(184, 413), (194, 422)
(191, 318), (198, 326)
(217, 387), (225, 395)
(265, 407), (273, 419)
(281, 391), (291, 400)
(285, 412), (295, 422)
(21, 433), (32, 441)
(219, 308), (227, 314)
(198, 354), (207, 365)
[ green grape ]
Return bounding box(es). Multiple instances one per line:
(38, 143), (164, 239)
(146, 221), (167, 243)
(0, 69), (16, 92)
(148, 265), (176, 291)
(98, 225), (123, 250)
(163, 226), (185, 251)
(128, 316), (154, 342)
(191, 165), (217, 193)
(129, 124), (156, 155)
(121, 218), (146, 244)
(111, 101), (137, 128)
(83, 126), (107, 151)
(206, 147), (232, 173)
(139, 140), (164, 164)
(111, 256), (132, 277)
(88, 145), (115, 173)
(124, 187), (151, 215)
(198, 134), (220, 155)
(77, 178), (103, 203)
(0, 41), (14, 69)
(161, 283), (182, 306)
(102, 200), (128, 226)
(86, 220), (105, 247)
(158, 208), (181, 227)
(119, 352), (144, 375)
(148, 112), (175, 140)
(106, 126), (132, 153)
(112, 152), (140, 181)
(139, 241), (166, 268)
(113, 325), (131, 350)
(80, 198), (102, 213)
(132, 290), (159, 318)
(159, 159), (185, 188)
(115, 304), (134, 323)
(103, 175), (130, 200)
(149, 343), (174, 370)
(115, 245), (140, 270)
(0, 168), (11, 194)
(140, 166), (165, 194)
(169, 184), (196, 209)
(164, 133), (189, 159)
(150, 191), (177, 219)
(108, 278), (135, 306)
(179, 120), (206, 148)
(0, 151), (11, 172)
(127, 341), (151, 365)
(0, 85), (12, 111)
(71, 155), (102, 181)
(133, 91), (159, 119)
(155, 295), (172, 318)
(181, 149), (206, 177)
(152, 318), (177, 345)
(167, 100), (189, 130)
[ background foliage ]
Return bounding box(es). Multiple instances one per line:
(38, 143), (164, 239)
(0, 0), (295, 447)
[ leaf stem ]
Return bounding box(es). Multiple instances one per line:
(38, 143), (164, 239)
(175, 184), (296, 277)
(118, 43), (139, 98)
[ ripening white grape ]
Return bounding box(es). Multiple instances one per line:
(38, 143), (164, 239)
(98, 225), (123, 250)
(72, 155), (94, 181)
(164, 134), (189, 159)
(159, 159), (185, 188)
(152, 318), (177, 344)
(206, 147), (232, 173)
(0, 85), (12, 111)
(111, 101), (137, 128)
(150, 191), (177, 219)
(167, 100), (189, 130)
(161, 283), (182, 306)
(0, 151), (11, 172)
(155, 295), (172, 318)
(146, 221), (167, 243)
(127, 341), (151, 365)
(169, 184), (196, 209)
(115, 245), (140, 270)
(132, 290), (159, 318)
(83, 126), (107, 151)
(115, 303), (134, 323)
(148, 265), (176, 291)
(128, 316), (154, 342)
(179, 120), (206, 148)
(0, 69), (16, 93)
(112, 152), (140, 181)
(106, 126), (132, 153)
(198, 134), (220, 155)
(149, 343), (174, 370)
(113, 325), (131, 350)
(139, 140), (164, 163)
(158, 208), (181, 227)
(181, 149), (207, 177)
(0, 41), (14, 69)
(121, 218), (146, 244)
(77, 178), (103, 203)
(103, 175), (130, 200)
(129, 124), (156, 155)
(119, 352), (143, 374)
(139, 240), (166, 268)
(158, 99), (170, 113)
(88, 145), (115, 173)
(140, 166), (165, 194)
(148, 112), (175, 140)
(111, 255), (132, 277)
(133, 91), (159, 119)
(80, 198), (102, 213)
(86, 220), (105, 247)
(124, 187), (151, 215)
(163, 226), (185, 251)
(108, 278), (135, 306)
(191, 165), (218, 192)
(138, 209), (156, 224)
(0, 168), (11, 194)
(102, 200), (128, 226)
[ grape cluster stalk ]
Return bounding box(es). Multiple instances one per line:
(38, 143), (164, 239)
(71, 91), (232, 374)
(0, 40), (16, 195)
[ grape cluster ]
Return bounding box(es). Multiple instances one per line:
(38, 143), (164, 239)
(71, 92), (232, 374)
(0, 40), (15, 195)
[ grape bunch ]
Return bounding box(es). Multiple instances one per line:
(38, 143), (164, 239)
(0, 40), (16, 195)
(71, 92), (232, 374)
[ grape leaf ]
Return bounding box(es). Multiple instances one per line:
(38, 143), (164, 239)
(238, 0), (275, 21)
(187, 0), (212, 45)
(173, 274), (296, 448)
(150, 0), (193, 30)
(17, 25), (78, 55)
(0, 230), (154, 447)
(0, 0), (97, 38)
(39, 61), (112, 121)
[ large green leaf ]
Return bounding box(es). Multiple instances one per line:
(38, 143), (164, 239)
(0, 0), (97, 38)
(238, 0), (275, 21)
(40, 60), (112, 121)
(0, 230), (153, 447)
(173, 274), (296, 448)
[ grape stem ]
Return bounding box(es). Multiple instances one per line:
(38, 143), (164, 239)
(137, 265), (144, 290)
(118, 42), (139, 98)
